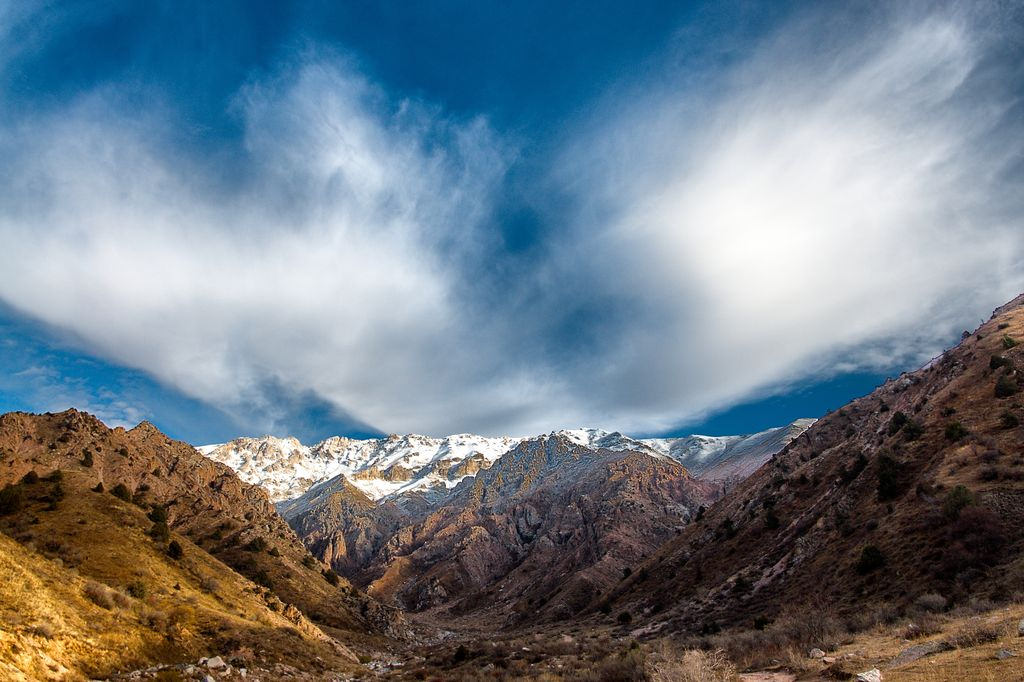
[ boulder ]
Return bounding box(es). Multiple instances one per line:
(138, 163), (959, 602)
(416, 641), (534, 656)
(890, 640), (952, 666)
(205, 656), (227, 670)
(855, 670), (882, 682)
(809, 648), (825, 659)
(995, 649), (1015, 660)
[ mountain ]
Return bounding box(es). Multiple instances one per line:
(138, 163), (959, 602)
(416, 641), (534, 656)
(605, 294), (1024, 636)
(199, 433), (522, 503)
(277, 433), (718, 629)
(199, 421), (813, 504)
(0, 409), (402, 680)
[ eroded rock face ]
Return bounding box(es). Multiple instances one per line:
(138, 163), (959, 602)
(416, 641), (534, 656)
(279, 434), (717, 624)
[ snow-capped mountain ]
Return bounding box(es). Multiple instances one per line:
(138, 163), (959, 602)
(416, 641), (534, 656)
(198, 432), (522, 502)
(197, 419), (813, 503)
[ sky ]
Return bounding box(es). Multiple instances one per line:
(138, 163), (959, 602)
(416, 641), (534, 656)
(0, 1), (1022, 444)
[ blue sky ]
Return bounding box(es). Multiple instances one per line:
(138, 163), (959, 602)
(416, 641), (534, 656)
(0, 1), (1021, 443)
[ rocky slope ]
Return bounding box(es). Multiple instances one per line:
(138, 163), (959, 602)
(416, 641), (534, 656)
(282, 433), (718, 627)
(0, 410), (403, 679)
(606, 294), (1024, 635)
(200, 421), (812, 504)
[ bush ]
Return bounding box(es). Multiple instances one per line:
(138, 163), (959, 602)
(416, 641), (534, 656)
(81, 450), (94, 467)
(617, 611), (633, 625)
(110, 483), (131, 501)
(167, 540), (183, 560)
(147, 505), (167, 524)
(990, 355), (1012, 370)
(902, 420), (924, 440)
(996, 374), (1019, 398)
(764, 509), (780, 530)
(646, 644), (736, 682)
(1000, 411), (1020, 429)
(84, 581), (114, 609)
(302, 555), (318, 569)
(0, 484), (23, 516)
(117, 446), (129, 457)
(92, 482), (104, 493)
(322, 568), (340, 586)
(856, 545), (886, 574)
(888, 411), (909, 434)
(244, 537), (267, 552)
(944, 421), (968, 441)
(125, 580), (147, 599)
(876, 453), (904, 500)
(200, 576), (220, 593)
(268, 546), (281, 557)
(149, 522), (170, 543)
(21, 471), (39, 485)
(943, 485), (975, 520)
(1002, 335), (1018, 350)
(840, 454), (868, 483)
(914, 593), (948, 613)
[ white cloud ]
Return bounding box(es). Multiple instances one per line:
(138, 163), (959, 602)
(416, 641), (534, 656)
(546, 3), (1024, 432)
(0, 4), (1021, 438)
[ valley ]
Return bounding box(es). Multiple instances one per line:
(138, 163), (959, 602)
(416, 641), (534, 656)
(2, 295), (1024, 680)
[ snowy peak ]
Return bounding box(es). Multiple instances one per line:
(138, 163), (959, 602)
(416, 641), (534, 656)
(198, 419), (813, 503)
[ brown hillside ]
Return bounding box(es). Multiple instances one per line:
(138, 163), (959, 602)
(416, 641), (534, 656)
(608, 293), (1024, 634)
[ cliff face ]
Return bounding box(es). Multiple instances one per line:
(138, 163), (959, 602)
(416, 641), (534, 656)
(609, 294), (1024, 633)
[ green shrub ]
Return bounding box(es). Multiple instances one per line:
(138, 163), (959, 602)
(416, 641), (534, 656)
(167, 540), (183, 560)
(1000, 411), (1020, 429)
(92, 482), (104, 493)
(840, 454), (868, 483)
(0, 484), (24, 516)
(617, 611), (633, 625)
(268, 546), (281, 557)
(902, 420), (924, 440)
(876, 453), (904, 500)
(147, 505), (168, 523)
(125, 580), (147, 599)
(943, 485), (975, 520)
(81, 450), (94, 467)
(21, 471), (39, 485)
(110, 483), (131, 501)
(995, 375), (1019, 398)
(301, 555), (318, 569)
(888, 411), (909, 434)
(117, 446), (129, 457)
(322, 568), (340, 586)
(764, 509), (780, 530)
(149, 522), (170, 543)
(1002, 335), (1018, 349)
(944, 421), (968, 441)
(856, 545), (886, 574)
(990, 355), (1011, 370)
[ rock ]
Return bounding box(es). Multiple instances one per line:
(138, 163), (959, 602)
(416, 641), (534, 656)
(855, 670), (882, 682)
(890, 640), (952, 666)
(809, 648), (825, 659)
(1018, 619), (1024, 637)
(205, 656), (227, 670)
(202, 676), (216, 682)
(822, 656), (836, 664)
(238, 669), (247, 679)
(995, 649), (1015, 660)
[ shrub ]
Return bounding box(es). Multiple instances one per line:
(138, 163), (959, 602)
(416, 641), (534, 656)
(244, 537), (267, 552)
(149, 522), (170, 543)
(322, 568), (340, 586)
(622, 567), (633, 579)
(117, 446), (129, 457)
(876, 453), (904, 501)
(125, 580), (147, 599)
(888, 411), (909, 434)
(0, 484), (24, 516)
(949, 622), (1001, 648)
(914, 593), (948, 613)
(617, 611), (633, 625)
(251, 569), (272, 588)
(1000, 411), (1020, 429)
(840, 454), (868, 483)
(147, 505), (168, 524)
(646, 644), (736, 682)
(996, 375), (1019, 398)
(81, 450), (94, 467)
(200, 576), (220, 593)
(110, 483), (131, 501)
(902, 420), (924, 440)
(943, 485), (975, 520)
(764, 509), (780, 530)
(990, 355), (1012, 370)
(302, 555), (318, 569)
(268, 546), (281, 557)
(47, 469), (63, 482)
(856, 545), (886, 574)
(21, 471), (39, 485)
(167, 540), (183, 560)
(92, 482), (104, 493)
(29, 622), (55, 639)
(1002, 335), (1018, 350)
(944, 421), (969, 441)
(84, 581), (115, 609)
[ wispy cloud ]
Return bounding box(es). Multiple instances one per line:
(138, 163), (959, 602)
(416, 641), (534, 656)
(0, 3), (1020, 437)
